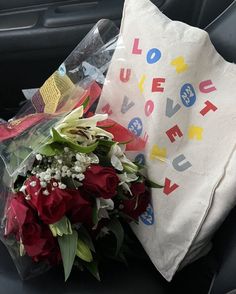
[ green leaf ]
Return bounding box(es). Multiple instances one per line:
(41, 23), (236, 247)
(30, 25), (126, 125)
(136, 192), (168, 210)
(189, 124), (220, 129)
(116, 187), (130, 201)
(76, 237), (93, 263)
(49, 216), (73, 237)
(133, 162), (145, 170)
(92, 205), (99, 227)
(98, 139), (116, 148)
(118, 211), (139, 224)
(107, 218), (124, 256)
(83, 261), (100, 281)
(146, 179), (163, 189)
(67, 140), (98, 154)
(58, 229), (78, 281)
(38, 144), (56, 156)
(51, 128), (98, 154)
(82, 96), (90, 110)
(122, 162), (139, 174)
(78, 226), (95, 252)
(51, 128), (65, 143)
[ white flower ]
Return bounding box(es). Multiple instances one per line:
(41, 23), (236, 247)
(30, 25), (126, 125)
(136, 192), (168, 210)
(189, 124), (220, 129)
(64, 147), (69, 153)
(111, 154), (123, 171)
(89, 153), (99, 164)
(66, 170), (72, 177)
(119, 173), (139, 183)
(58, 183), (66, 189)
(19, 185), (27, 194)
(29, 181), (37, 187)
(61, 166), (68, 172)
(96, 198), (114, 222)
(76, 153), (86, 163)
(44, 174), (51, 181)
(54, 174), (61, 180)
(54, 106), (113, 146)
(40, 181), (47, 188)
(109, 143), (139, 173)
(76, 174), (85, 181)
(118, 173), (139, 194)
(36, 154), (43, 161)
(74, 166), (82, 173)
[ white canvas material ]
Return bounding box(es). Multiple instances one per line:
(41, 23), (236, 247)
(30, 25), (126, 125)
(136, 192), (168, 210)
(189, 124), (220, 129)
(97, 0), (236, 281)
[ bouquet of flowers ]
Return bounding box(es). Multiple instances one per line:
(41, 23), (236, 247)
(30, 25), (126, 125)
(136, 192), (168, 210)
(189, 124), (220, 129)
(0, 20), (158, 281)
(3, 106), (151, 281)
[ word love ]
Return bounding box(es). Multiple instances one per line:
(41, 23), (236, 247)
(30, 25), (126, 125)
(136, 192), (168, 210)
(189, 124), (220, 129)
(133, 38), (189, 74)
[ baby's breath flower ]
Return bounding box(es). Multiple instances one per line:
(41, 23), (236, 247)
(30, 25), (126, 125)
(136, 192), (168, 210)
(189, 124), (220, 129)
(66, 170), (72, 177)
(54, 174), (61, 180)
(42, 190), (49, 196)
(74, 166), (82, 173)
(40, 181), (47, 188)
(61, 166), (68, 172)
(58, 183), (66, 190)
(44, 174), (51, 181)
(36, 154), (43, 161)
(76, 174), (85, 181)
(30, 181), (37, 187)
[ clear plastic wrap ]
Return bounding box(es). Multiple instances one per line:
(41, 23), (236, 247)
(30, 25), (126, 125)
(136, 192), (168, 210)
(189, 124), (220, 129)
(0, 19), (121, 280)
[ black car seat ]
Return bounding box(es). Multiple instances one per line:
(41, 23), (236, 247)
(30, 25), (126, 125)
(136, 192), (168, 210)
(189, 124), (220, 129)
(206, 0), (236, 63)
(205, 2), (236, 293)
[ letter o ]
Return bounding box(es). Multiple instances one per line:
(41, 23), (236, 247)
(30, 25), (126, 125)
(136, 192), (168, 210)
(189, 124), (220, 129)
(145, 100), (154, 117)
(146, 48), (161, 64)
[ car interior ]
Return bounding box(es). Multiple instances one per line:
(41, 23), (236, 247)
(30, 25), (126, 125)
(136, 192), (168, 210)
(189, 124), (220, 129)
(0, 0), (236, 293)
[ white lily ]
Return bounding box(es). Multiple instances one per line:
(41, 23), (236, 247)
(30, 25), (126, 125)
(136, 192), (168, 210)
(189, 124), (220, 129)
(118, 172), (139, 195)
(54, 106), (113, 146)
(96, 198), (114, 222)
(109, 143), (139, 173)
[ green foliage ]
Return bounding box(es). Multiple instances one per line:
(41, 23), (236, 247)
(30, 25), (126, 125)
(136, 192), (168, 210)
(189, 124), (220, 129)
(106, 218), (124, 256)
(58, 230), (78, 281)
(76, 237), (93, 263)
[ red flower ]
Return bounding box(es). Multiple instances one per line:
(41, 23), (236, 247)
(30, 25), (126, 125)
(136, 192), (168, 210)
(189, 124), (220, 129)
(122, 182), (150, 220)
(5, 192), (35, 237)
(67, 189), (93, 226)
(22, 223), (61, 265)
(5, 193), (60, 265)
(25, 176), (72, 224)
(83, 165), (119, 199)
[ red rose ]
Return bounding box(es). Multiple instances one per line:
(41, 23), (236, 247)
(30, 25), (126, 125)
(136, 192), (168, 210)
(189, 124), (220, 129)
(5, 192), (35, 237)
(6, 192), (60, 265)
(83, 165), (119, 199)
(122, 182), (150, 220)
(25, 176), (72, 224)
(67, 189), (93, 226)
(22, 223), (61, 265)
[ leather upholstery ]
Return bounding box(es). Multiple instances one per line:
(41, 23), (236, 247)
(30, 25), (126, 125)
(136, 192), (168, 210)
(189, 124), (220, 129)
(206, 1), (236, 63)
(209, 206), (236, 294)
(0, 241), (169, 294)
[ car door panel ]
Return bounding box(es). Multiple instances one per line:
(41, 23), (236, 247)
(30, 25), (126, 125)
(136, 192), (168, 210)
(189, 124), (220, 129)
(0, 0), (233, 120)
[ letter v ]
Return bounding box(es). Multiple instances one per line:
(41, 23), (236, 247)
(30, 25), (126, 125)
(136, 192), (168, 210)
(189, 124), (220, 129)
(121, 96), (135, 114)
(163, 178), (179, 196)
(166, 98), (181, 118)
